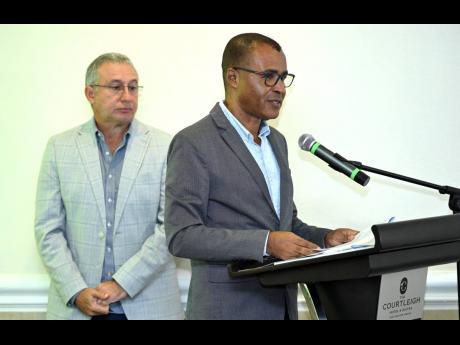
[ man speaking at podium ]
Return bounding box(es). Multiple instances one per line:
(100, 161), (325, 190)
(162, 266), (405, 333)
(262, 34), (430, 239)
(165, 33), (357, 320)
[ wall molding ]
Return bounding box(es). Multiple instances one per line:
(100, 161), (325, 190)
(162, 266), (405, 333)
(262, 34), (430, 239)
(423, 270), (458, 310)
(0, 269), (457, 314)
(0, 274), (49, 312)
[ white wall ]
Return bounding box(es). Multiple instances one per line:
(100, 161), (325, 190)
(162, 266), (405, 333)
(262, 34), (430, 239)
(1, 24), (459, 309)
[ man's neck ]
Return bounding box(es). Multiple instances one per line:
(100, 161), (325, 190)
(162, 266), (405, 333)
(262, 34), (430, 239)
(95, 120), (130, 153)
(224, 100), (262, 144)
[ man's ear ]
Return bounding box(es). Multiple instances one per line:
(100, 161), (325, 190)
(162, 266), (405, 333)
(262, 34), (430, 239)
(226, 68), (239, 89)
(85, 85), (95, 104)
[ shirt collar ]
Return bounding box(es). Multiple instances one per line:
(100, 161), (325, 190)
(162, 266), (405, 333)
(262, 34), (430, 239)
(219, 101), (271, 141)
(92, 117), (132, 141)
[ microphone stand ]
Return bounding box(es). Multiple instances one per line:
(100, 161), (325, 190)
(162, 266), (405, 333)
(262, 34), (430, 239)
(347, 159), (460, 315)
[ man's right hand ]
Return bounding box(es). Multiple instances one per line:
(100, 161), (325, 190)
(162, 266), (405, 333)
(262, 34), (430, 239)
(267, 231), (320, 260)
(75, 288), (110, 316)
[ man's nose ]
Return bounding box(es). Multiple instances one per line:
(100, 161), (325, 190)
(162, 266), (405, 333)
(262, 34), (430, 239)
(120, 86), (136, 100)
(272, 79), (286, 94)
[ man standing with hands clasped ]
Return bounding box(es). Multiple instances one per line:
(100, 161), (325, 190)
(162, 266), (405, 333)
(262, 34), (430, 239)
(35, 53), (183, 320)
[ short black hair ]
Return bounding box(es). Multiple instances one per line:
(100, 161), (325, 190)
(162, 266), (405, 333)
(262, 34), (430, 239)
(221, 33), (282, 90)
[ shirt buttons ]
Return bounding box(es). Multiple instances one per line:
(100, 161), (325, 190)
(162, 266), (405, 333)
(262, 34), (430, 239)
(98, 232), (105, 239)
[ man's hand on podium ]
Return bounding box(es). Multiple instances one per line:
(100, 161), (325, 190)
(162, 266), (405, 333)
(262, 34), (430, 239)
(324, 228), (359, 248)
(267, 231), (321, 260)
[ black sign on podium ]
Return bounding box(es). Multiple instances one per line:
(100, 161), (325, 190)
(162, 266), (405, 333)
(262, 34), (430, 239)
(228, 214), (460, 320)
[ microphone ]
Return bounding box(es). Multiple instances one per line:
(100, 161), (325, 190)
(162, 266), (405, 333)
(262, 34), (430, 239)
(298, 134), (370, 186)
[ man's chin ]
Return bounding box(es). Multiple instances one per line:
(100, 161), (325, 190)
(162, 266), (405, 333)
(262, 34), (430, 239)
(114, 112), (135, 123)
(262, 112), (280, 121)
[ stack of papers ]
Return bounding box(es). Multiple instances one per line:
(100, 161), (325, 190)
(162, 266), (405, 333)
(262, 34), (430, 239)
(314, 225), (375, 255)
(274, 226), (375, 266)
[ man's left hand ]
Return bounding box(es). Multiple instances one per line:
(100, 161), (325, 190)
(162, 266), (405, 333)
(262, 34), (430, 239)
(96, 280), (128, 305)
(325, 228), (359, 248)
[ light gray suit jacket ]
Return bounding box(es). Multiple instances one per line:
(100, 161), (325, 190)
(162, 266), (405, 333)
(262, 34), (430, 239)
(35, 119), (183, 320)
(165, 103), (330, 320)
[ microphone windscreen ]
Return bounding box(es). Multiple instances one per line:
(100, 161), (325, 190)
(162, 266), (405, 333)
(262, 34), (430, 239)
(298, 133), (316, 151)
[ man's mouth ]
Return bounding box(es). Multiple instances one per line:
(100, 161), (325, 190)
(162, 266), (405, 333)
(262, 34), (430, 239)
(268, 99), (282, 107)
(116, 108), (133, 113)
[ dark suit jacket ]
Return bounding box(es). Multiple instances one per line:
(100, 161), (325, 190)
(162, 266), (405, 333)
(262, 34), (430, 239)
(165, 103), (330, 319)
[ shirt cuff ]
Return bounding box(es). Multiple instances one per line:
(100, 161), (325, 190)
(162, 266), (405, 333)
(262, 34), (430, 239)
(263, 232), (270, 257)
(67, 289), (84, 307)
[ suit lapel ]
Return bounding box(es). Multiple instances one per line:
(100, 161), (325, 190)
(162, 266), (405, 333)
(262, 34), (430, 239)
(211, 104), (278, 218)
(76, 120), (107, 227)
(268, 133), (290, 225)
(113, 120), (150, 233)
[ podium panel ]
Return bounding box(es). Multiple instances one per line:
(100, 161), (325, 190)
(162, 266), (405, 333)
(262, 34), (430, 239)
(314, 277), (381, 320)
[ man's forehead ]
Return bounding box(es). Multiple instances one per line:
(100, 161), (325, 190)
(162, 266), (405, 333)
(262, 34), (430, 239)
(248, 45), (287, 70)
(98, 63), (138, 80)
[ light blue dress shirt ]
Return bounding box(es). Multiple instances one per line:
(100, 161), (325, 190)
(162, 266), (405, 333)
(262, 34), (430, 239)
(219, 102), (281, 255)
(93, 119), (131, 315)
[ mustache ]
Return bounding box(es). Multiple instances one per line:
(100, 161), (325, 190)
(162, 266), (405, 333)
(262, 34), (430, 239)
(267, 93), (284, 102)
(267, 97), (283, 102)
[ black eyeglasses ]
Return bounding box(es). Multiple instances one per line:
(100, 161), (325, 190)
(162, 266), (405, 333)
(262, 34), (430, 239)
(90, 83), (143, 96)
(233, 66), (295, 88)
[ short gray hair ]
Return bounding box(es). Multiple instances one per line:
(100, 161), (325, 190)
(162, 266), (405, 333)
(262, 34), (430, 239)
(85, 53), (135, 86)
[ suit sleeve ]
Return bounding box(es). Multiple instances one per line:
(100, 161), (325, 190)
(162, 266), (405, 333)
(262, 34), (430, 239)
(34, 137), (87, 305)
(165, 134), (269, 263)
(291, 203), (331, 248)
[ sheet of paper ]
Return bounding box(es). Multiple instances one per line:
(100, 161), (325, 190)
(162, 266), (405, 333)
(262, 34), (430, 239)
(273, 217), (395, 266)
(274, 225), (375, 266)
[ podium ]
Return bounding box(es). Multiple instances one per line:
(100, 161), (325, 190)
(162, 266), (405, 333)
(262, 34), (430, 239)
(228, 214), (460, 320)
